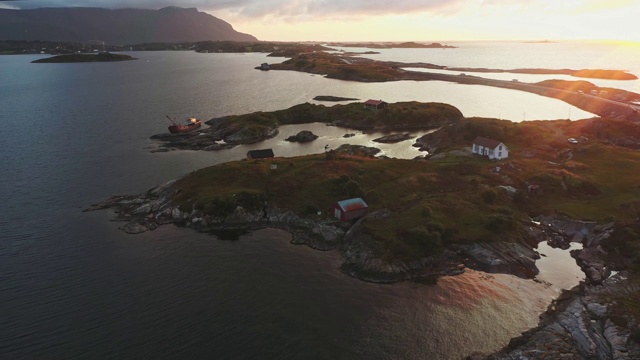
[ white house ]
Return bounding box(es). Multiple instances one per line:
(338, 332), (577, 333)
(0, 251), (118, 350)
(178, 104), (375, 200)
(472, 136), (509, 160)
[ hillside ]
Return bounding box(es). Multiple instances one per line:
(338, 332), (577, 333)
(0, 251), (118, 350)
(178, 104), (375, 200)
(0, 6), (257, 44)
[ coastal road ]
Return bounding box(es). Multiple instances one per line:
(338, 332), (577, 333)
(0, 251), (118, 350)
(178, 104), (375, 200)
(403, 69), (639, 117)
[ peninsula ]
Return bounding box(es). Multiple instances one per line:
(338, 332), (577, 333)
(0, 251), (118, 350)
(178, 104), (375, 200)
(93, 102), (640, 358)
(32, 52), (136, 63)
(150, 101), (462, 151)
(263, 50), (640, 118)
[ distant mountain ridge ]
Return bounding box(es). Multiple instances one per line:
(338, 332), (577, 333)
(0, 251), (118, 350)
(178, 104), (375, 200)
(0, 6), (257, 44)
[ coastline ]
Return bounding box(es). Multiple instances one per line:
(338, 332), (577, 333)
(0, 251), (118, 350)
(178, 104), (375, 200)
(31, 52), (136, 63)
(86, 185), (639, 359)
(78, 44), (640, 356)
(265, 51), (640, 119)
(123, 102), (640, 357)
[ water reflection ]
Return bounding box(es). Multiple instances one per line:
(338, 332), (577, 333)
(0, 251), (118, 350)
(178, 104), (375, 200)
(535, 241), (584, 291)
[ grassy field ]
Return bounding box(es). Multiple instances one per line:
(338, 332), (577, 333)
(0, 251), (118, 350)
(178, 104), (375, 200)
(174, 113), (640, 264)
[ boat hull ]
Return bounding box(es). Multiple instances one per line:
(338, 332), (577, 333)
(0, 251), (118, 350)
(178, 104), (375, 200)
(168, 120), (202, 134)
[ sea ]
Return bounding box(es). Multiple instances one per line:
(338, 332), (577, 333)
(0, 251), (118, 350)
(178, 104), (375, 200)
(1, 41), (635, 359)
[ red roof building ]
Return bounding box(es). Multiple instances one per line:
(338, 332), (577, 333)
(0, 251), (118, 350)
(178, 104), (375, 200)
(364, 99), (388, 111)
(332, 198), (368, 221)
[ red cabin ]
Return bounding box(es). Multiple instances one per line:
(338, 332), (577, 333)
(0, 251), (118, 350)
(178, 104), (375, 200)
(332, 198), (368, 221)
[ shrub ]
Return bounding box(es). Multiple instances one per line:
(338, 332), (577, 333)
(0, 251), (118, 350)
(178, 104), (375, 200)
(325, 150), (336, 160)
(333, 176), (362, 198)
(631, 327), (640, 344)
(203, 197), (237, 222)
(481, 189), (497, 204)
(485, 214), (516, 232)
(406, 227), (444, 256)
(234, 191), (265, 211)
(303, 204), (320, 215)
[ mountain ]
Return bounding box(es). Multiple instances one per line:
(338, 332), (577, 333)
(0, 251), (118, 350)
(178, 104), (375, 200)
(0, 6), (257, 44)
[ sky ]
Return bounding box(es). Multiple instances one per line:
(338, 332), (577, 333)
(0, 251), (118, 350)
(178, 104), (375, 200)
(1, 0), (639, 43)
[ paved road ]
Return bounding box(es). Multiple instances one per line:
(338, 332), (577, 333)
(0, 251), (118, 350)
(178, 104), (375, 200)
(405, 69), (639, 116)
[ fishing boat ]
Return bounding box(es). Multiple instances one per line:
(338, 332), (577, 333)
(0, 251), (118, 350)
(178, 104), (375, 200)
(166, 115), (202, 134)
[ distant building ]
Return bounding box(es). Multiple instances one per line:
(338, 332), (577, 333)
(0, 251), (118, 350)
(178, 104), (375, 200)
(259, 63), (270, 71)
(332, 198), (368, 221)
(472, 136), (509, 160)
(247, 149), (274, 159)
(364, 99), (388, 111)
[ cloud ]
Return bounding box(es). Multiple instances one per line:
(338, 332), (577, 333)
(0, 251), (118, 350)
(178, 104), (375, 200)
(0, 0), (468, 19)
(480, 0), (637, 14)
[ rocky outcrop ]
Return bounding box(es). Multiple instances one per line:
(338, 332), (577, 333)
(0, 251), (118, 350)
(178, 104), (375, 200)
(534, 216), (615, 284)
(85, 180), (345, 250)
(340, 210), (464, 283)
(461, 241), (540, 279)
(285, 130), (319, 143)
(372, 133), (414, 143)
(150, 131), (236, 152)
(334, 144), (381, 157)
(475, 217), (639, 359)
(479, 273), (640, 360)
(87, 185), (467, 283)
(150, 118), (280, 151)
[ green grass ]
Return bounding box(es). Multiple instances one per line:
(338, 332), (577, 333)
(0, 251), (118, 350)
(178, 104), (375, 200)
(173, 111), (640, 262)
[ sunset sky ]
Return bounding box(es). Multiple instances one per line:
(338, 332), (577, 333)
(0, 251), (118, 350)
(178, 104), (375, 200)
(1, 0), (639, 42)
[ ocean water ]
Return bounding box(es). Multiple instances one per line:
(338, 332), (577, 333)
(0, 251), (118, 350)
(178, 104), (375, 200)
(333, 41), (640, 93)
(0, 44), (602, 359)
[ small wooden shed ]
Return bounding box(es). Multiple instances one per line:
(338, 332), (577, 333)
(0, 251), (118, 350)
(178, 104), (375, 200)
(332, 198), (368, 221)
(247, 149), (274, 159)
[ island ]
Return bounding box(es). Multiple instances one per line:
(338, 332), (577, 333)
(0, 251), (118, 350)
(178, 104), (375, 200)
(93, 100), (640, 360)
(262, 51), (640, 119)
(313, 95), (359, 102)
(149, 101), (463, 151)
(31, 52), (137, 63)
(285, 130), (318, 143)
(327, 41), (457, 49)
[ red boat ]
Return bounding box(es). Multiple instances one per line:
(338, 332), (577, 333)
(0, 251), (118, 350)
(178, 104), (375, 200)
(166, 115), (202, 134)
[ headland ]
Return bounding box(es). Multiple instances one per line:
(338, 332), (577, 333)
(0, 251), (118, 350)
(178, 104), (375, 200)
(91, 100), (640, 359)
(263, 50), (639, 119)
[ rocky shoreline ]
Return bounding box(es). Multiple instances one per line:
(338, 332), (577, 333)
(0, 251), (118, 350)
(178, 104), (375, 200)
(86, 177), (639, 358)
(85, 179), (603, 285)
(472, 217), (640, 359)
(85, 178), (538, 283)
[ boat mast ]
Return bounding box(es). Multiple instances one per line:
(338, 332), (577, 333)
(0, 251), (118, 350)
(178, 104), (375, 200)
(165, 115), (177, 125)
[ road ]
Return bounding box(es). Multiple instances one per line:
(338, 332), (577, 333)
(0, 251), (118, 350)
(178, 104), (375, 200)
(402, 70), (639, 117)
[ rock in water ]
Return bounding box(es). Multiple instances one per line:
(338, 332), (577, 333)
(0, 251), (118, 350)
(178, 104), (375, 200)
(285, 130), (319, 143)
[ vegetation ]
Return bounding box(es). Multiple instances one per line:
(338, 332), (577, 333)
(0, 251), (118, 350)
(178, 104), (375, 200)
(210, 101), (464, 133)
(271, 52), (404, 82)
(172, 114), (640, 263)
